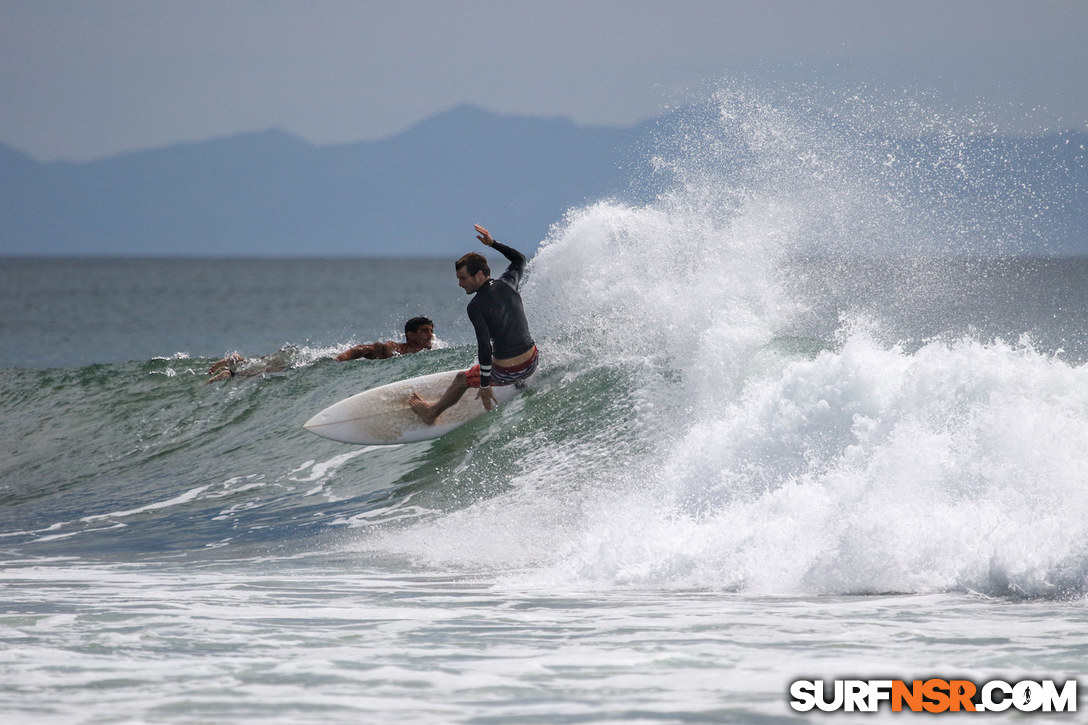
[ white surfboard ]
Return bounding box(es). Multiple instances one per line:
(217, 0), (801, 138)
(303, 369), (520, 445)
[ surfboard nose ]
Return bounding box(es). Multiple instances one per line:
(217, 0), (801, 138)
(302, 409), (333, 431)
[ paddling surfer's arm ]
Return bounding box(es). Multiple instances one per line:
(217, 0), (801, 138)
(335, 342), (394, 361)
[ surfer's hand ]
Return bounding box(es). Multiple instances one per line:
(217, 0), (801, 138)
(477, 386), (496, 411)
(475, 224), (494, 246)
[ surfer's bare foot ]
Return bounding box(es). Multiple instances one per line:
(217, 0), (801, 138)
(408, 392), (438, 425)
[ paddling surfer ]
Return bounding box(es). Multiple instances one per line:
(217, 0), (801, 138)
(334, 316), (435, 361)
(207, 316), (435, 381)
(409, 225), (538, 424)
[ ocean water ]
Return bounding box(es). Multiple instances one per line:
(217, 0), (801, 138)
(4, 88), (1088, 723)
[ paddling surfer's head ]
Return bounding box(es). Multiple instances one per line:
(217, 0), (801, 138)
(456, 252), (490, 294)
(403, 316), (435, 349)
(404, 316), (434, 335)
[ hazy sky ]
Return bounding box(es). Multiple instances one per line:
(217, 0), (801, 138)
(3, 0), (1087, 162)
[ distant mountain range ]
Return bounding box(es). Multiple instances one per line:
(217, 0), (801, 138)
(0, 105), (653, 257)
(1, 104), (1085, 257)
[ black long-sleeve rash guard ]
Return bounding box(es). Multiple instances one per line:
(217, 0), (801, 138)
(467, 241), (535, 387)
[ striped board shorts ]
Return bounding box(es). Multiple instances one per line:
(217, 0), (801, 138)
(466, 346), (539, 388)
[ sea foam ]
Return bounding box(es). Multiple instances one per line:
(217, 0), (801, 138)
(367, 86), (1088, 598)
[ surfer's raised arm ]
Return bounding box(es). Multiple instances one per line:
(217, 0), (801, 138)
(475, 224), (527, 288)
(475, 224), (495, 247)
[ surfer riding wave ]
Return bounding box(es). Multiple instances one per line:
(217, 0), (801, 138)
(409, 224), (538, 424)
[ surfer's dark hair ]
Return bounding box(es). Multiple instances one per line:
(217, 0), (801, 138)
(404, 316), (433, 334)
(456, 252), (490, 278)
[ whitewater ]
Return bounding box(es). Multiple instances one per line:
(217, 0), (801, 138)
(2, 87), (1087, 722)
